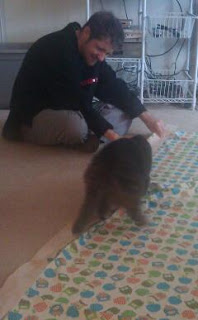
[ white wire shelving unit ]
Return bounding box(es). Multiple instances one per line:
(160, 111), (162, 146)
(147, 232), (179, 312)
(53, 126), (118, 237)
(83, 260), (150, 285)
(86, 0), (198, 110)
(142, 0), (198, 110)
(144, 70), (195, 104)
(106, 57), (142, 90)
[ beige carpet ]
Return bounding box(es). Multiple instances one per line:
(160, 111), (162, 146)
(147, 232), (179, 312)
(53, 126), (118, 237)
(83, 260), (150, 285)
(0, 110), (92, 287)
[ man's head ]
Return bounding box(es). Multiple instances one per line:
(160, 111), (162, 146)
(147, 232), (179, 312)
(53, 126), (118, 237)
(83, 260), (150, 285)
(77, 11), (124, 66)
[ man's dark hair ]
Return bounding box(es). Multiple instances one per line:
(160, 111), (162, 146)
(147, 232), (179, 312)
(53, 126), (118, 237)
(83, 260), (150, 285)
(83, 11), (124, 48)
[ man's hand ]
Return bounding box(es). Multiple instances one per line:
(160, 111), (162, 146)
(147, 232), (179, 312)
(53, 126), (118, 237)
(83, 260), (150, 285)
(139, 111), (165, 138)
(104, 129), (120, 141)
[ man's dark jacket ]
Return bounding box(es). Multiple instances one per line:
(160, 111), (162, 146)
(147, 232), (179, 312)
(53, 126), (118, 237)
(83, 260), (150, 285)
(2, 22), (146, 140)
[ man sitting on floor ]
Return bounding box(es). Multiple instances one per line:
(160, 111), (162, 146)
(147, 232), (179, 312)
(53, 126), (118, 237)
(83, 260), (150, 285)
(2, 11), (165, 152)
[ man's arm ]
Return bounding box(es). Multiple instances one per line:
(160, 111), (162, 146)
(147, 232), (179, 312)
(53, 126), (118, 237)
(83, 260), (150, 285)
(139, 111), (165, 138)
(96, 62), (165, 139)
(103, 110), (166, 142)
(95, 62), (146, 119)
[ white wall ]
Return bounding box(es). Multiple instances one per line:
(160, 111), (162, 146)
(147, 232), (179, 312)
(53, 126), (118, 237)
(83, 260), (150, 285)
(3, 0), (86, 42)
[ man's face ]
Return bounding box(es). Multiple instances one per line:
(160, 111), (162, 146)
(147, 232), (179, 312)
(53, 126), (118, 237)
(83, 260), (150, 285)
(80, 36), (113, 66)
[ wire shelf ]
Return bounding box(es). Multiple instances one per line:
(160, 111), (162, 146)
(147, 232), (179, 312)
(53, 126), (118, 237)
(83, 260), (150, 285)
(147, 12), (196, 39)
(144, 70), (194, 103)
(106, 58), (141, 90)
(106, 57), (141, 64)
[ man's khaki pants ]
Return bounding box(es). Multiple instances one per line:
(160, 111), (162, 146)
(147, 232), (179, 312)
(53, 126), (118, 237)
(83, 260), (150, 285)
(21, 104), (132, 146)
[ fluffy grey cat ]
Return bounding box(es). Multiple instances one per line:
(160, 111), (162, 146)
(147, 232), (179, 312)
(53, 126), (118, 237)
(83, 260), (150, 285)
(72, 135), (152, 234)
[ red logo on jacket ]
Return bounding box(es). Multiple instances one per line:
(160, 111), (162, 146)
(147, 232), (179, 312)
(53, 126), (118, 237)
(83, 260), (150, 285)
(80, 77), (98, 87)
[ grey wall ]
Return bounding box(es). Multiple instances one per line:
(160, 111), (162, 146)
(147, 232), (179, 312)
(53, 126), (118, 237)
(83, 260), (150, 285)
(0, 0), (87, 108)
(3, 0), (86, 42)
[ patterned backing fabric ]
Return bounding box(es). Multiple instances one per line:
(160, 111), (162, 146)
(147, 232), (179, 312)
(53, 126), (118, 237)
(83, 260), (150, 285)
(4, 132), (198, 320)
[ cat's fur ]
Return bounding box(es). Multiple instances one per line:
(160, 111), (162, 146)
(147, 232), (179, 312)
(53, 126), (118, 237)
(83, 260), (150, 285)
(72, 135), (152, 234)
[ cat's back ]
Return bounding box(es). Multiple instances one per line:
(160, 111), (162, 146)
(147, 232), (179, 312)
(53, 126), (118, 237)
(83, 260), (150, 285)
(85, 135), (152, 182)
